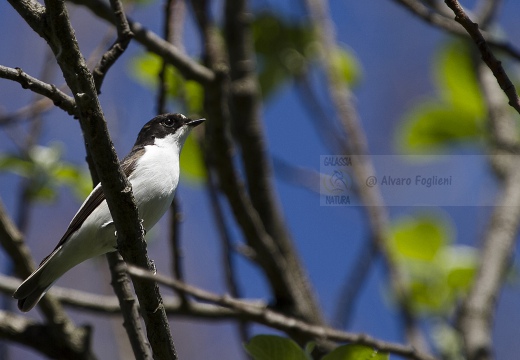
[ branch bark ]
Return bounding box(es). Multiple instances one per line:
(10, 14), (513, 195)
(0, 65), (77, 117)
(223, 0), (324, 326)
(8, 0), (177, 358)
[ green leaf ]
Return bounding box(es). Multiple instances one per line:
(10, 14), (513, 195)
(180, 133), (206, 184)
(389, 215), (451, 262)
(185, 80), (204, 114)
(0, 154), (32, 177)
(435, 41), (484, 116)
(244, 335), (309, 360)
(436, 246), (477, 292)
(129, 52), (204, 113)
(322, 344), (388, 360)
(397, 102), (483, 153)
(252, 13), (315, 97)
(53, 165), (93, 200)
(330, 46), (362, 87)
(397, 40), (486, 153)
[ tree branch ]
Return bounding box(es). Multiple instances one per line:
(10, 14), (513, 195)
(444, 0), (520, 115)
(0, 310), (93, 359)
(69, 0), (214, 84)
(0, 65), (77, 117)
(221, 0), (326, 331)
(391, 0), (520, 61)
(92, 0), (134, 93)
(8, 0), (178, 357)
(127, 266), (439, 360)
(107, 252), (152, 360)
(0, 199), (95, 359)
(304, 0), (428, 351)
(454, 61), (520, 360)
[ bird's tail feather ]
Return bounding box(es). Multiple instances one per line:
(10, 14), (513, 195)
(13, 247), (62, 312)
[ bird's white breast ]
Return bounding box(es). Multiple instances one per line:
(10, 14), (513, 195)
(129, 134), (181, 231)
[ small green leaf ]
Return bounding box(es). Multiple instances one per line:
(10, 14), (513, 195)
(389, 215), (450, 262)
(435, 41), (484, 116)
(180, 133), (206, 184)
(436, 246), (477, 292)
(0, 154), (32, 177)
(185, 80), (204, 114)
(244, 335), (309, 360)
(53, 165), (93, 200)
(252, 13), (316, 97)
(330, 46), (362, 87)
(322, 344), (389, 360)
(396, 40), (486, 153)
(129, 52), (204, 112)
(398, 102), (483, 153)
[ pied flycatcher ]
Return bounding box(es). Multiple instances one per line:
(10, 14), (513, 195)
(14, 113), (205, 312)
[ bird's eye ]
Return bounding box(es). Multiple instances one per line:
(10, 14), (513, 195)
(163, 118), (174, 127)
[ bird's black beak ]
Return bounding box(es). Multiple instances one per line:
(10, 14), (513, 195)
(187, 118), (205, 127)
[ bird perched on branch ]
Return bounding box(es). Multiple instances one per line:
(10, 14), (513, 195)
(14, 113), (205, 312)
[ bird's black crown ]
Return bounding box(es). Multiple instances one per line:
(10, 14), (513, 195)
(134, 113), (193, 147)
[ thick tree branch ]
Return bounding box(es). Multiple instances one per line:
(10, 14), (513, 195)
(0, 310), (93, 359)
(8, 0), (177, 358)
(216, 0), (325, 333)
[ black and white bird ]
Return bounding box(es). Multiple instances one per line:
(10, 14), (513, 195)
(14, 113), (205, 312)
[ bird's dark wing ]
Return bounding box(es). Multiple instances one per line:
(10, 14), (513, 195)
(41, 148), (145, 264)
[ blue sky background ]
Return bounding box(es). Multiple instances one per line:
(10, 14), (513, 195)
(1, 0), (520, 359)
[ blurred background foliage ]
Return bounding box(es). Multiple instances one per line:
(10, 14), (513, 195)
(2, 2), (520, 359)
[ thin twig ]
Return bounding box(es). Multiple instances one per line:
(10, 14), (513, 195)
(391, 0), (520, 61)
(205, 154), (251, 343)
(92, 0), (134, 93)
(70, 0), (214, 84)
(444, 0), (520, 115)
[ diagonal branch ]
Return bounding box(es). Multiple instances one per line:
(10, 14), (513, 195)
(0, 65), (77, 117)
(92, 0), (134, 93)
(391, 0), (520, 61)
(444, 0), (520, 115)
(127, 266), (439, 360)
(69, 0), (214, 84)
(8, 0), (178, 358)
(455, 60), (520, 360)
